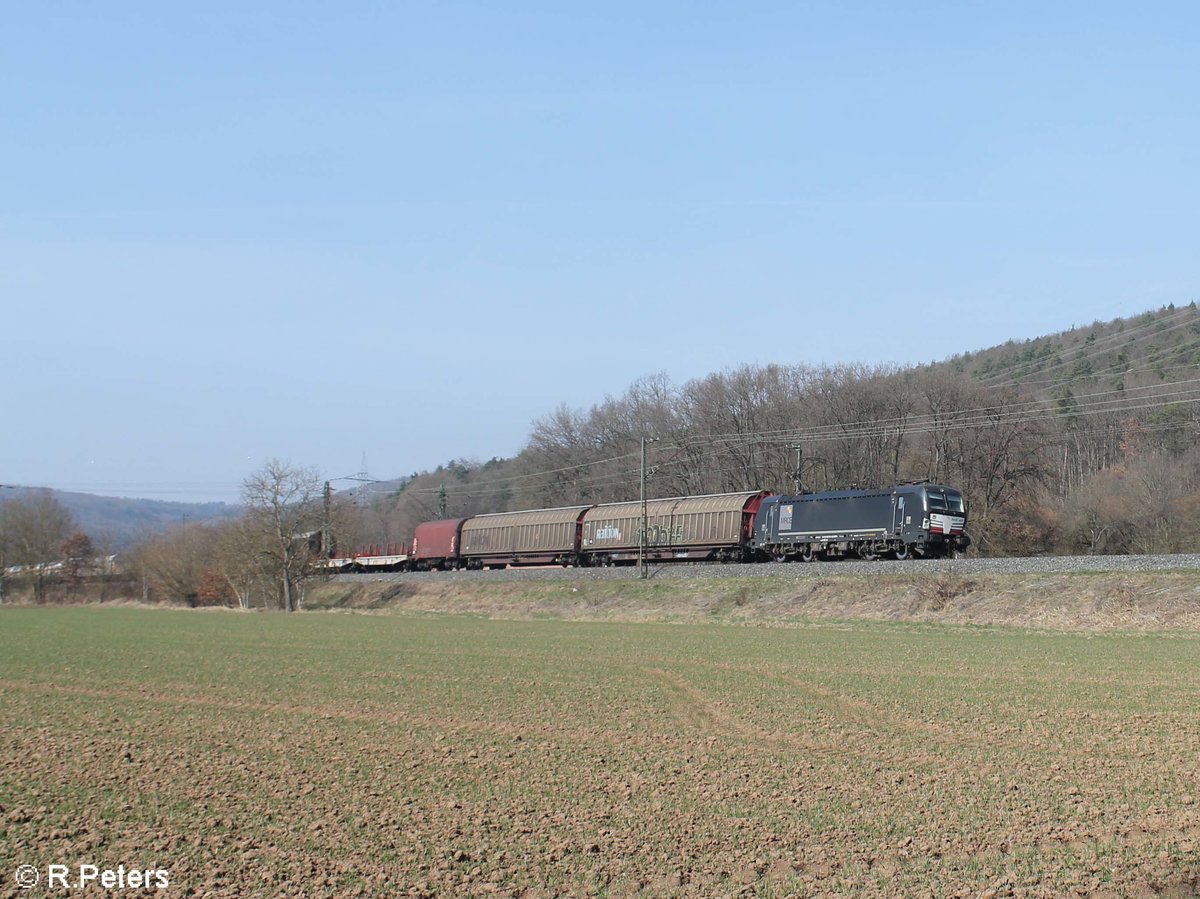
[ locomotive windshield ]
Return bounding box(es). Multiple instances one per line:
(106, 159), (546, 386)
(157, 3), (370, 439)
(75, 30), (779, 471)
(927, 490), (965, 514)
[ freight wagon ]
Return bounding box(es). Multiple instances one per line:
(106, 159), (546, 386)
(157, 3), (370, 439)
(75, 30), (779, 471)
(580, 491), (769, 565)
(411, 518), (467, 570)
(459, 505), (592, 568)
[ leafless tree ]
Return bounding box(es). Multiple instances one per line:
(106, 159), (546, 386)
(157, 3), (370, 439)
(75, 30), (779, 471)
(213, 517), (271, 609)
(131, 522), (221, 606)
(241, 460), (324, 612)
(59, 531), (95, 587)
(0, 490), (76, 601)
(1063, 470), (1131, 554)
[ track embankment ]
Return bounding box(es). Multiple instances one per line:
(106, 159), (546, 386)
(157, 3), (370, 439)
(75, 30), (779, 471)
(308, 566), (1200, 632)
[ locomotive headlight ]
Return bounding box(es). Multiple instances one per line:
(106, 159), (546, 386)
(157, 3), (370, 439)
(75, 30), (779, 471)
(922, 518), (930, 530)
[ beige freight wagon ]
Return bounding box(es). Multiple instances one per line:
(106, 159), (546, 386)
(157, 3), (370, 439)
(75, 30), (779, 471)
(459, 505), (592, 568)
(580, 491), (768, 564)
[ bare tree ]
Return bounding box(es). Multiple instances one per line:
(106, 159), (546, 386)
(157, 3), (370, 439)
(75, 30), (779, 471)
(0, 490), (76, 601)
(1063, 470), (1131, 554)
(131, 522), (221, 606)
(213, 517), (271, 610)
(241, 460), (324, 612)
(60, 531), (95, 588)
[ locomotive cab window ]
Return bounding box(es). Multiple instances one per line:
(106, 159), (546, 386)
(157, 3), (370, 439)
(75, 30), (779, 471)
(928, 491), (965, 514)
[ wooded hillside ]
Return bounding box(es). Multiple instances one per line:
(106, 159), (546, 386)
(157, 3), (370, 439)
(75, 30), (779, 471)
(346, 303), (1200, 556)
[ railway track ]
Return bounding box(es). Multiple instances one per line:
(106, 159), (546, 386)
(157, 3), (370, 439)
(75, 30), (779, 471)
(328, 553), (1200, 584)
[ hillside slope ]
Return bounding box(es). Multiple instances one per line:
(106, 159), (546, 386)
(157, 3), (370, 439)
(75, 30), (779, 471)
(344, 304), (1200, 558)
(0, 488), (237, 550)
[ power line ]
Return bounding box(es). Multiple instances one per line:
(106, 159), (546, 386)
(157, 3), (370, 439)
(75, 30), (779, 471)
(368, 317), (1200, 505)
(407, 383), (1200, 505)
(974, 304), (1195, 384)
(1002, 342), (1200, 392)
(409, 397), (1200, 501)
(975, 306), (1199, 388)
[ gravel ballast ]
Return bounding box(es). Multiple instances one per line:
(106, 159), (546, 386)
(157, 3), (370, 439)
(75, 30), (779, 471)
(332, 552), (1200, 585)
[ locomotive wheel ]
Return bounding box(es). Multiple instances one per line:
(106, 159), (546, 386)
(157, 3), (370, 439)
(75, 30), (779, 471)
(800, 547), (816, 563)
(772, 552), (789, 564)
(860, 548), (879, 562)
(893, 545), (910, 561)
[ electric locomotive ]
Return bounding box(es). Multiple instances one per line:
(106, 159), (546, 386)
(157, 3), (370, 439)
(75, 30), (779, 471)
(751, 482), (969, 561)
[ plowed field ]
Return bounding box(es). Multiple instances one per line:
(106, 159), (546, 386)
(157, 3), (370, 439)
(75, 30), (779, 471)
(2, 607), (1199, 897)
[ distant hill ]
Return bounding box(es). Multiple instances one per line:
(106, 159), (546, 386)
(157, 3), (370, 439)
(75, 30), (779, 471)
(0, 488), (238, 551)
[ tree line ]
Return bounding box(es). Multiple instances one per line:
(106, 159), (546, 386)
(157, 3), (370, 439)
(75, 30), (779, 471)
(0, 461), (334, 611)
(5, 306), (1199, 609)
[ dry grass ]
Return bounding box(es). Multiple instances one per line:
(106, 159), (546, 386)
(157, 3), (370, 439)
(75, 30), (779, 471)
(911, 572), (978, 612)
(307, 570), (1200, 632)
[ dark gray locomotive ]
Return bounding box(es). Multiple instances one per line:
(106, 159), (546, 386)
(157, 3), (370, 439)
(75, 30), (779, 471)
(751, 483), (969, 561)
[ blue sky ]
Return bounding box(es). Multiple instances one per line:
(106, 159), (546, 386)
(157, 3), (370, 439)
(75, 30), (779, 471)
(3, 2), (1197, 502)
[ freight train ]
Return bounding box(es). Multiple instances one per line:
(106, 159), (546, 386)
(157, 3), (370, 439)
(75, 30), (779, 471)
(321, 482), (970, 573)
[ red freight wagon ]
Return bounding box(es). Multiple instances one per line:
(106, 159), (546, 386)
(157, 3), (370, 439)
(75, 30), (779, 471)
(410, 518), (467, 570)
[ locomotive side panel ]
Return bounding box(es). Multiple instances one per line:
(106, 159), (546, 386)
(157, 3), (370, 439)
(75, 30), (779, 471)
(777, 491), (896, 539)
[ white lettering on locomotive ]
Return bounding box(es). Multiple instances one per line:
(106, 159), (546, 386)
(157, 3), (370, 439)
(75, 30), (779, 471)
(929, 513), (965, 535)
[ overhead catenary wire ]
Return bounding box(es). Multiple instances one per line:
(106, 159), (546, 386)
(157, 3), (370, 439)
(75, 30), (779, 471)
(974, 305), (1199, 388)
(382, 309), (1200, 505)
(973, 304), (1196, 384)
(409, 385), (1200, 500)
(411, 386), (1200, 504)
(415, 410), (1200, 507)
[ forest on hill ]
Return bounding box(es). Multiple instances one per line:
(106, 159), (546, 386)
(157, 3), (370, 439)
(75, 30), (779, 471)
(345, 303), (1200, 557)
